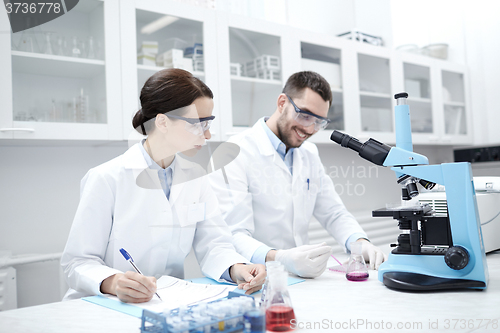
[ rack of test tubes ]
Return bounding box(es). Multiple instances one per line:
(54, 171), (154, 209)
(140, 293), (257, 333)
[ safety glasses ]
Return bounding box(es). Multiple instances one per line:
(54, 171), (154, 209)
(286, 95), (330, 131)
(166, 114), (215, 136)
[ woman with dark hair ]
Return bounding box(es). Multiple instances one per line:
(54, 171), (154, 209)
(61, 69), (265, 303)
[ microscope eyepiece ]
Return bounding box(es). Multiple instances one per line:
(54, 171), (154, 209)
(330, 130), (391, 166)
(330, 131), (363, 151)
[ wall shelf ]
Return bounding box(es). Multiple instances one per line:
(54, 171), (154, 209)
(230, 75), (282, 86)
(138, 64), (205, 78)
(11, 51), (105, 78)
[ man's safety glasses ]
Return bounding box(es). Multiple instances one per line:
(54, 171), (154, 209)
(166, 114), (215, 136)
(286, 95), (330, 131)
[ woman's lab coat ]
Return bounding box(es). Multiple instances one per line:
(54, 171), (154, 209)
(209, 118), (367, 261)
(61, 143), (247, 300)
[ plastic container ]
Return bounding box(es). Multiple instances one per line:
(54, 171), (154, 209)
(255, 55), (280, 71)
(163, 38), (187, 53)
(421, 43), (448, 59)
(193, 59), (204, 72)
(184, 43), (203, 59)
(395, 44), (420, 54)
(156, 49), (184, 67)
(257, 69), (281, 81)
(230, 63), (243, 76)
(244, 60), (257, 77)
(140, 292), (255, 333)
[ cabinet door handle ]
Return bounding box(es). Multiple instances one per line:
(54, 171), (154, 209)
(0, 128), (35, 132)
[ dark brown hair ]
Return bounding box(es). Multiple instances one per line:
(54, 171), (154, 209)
(282, 71), (332, 107)
(132, 68), (214, 135)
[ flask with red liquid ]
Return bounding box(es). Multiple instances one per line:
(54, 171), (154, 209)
(345, 242), (369, 281)
(265, 270), (296, 332)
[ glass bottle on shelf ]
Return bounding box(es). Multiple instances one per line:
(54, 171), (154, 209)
(49, 99), (57, 122)
(56, 36), (67, 56)
(265, 270), (296, 332)
(18, 31), (40, 53)
(71, 36), (81, 58)
(44, 33), (54, 55)
(87, 36), (96, 59)
(79, 38), (87, 58)
(11, 33), (18, 50)
(73, 89), (89, 123)
(17, 17), (43, 53)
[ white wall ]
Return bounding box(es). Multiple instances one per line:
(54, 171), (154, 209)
(462, 0), (500, 145)
(390, 0), (500, 145)
(391, 0), (467, 64)
(217, 0), (393, 47)
(0, 143), (128, 307)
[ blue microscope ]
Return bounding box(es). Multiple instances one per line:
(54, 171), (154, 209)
(330, 92), (489, 291)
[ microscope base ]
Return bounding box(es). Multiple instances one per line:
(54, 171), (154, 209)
(382, 272), (487, 291)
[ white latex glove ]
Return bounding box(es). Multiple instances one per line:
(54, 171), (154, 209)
(357, 240), (388, 270)
(275, 243), (332, 278)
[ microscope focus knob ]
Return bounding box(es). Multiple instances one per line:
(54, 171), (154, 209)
(445, 246), (469, 270)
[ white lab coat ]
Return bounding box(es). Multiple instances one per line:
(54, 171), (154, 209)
(209, 119), (367, 261)
(61, 143), (248, 300)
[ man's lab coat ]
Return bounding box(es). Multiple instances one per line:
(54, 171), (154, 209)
(209, 118), (367, 261)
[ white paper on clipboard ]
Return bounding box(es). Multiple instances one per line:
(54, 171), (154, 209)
(107, 275), (231, 313)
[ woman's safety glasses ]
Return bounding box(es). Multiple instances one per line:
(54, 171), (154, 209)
(286, 95), (330, 131)
(166, 114), (215, 136)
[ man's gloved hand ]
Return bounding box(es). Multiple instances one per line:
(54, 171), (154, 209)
(357, 239), (388, 270)
(275, 243), (332, 278)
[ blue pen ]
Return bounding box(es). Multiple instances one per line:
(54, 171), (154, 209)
(119, 248), (162, 301)
(307, 178), (310, 190)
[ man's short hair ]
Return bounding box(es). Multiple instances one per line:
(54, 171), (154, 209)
(282, 71), (332, 107)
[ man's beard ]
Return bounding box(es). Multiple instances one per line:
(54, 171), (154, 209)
(276, 114), (304, 149)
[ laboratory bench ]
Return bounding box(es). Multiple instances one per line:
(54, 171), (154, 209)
(0, 248), (499, 333)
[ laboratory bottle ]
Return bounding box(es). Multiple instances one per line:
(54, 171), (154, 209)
(56, 36), (67, 56)
(260, 261), (284, 307)
(44, 33), (54, 55)
(345, 242), (369, 281)
(244, 308), (266, 333)
(265, 270), (295, 332)
(71, 36), (81, 57)
(18, 31), (40, 53)
(87, 36), (96, 59)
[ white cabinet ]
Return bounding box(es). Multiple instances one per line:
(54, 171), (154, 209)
(439, 64), (471, 144)
(119, 0), (219, 140)
(297, 31), (346, 144)
(216, 12), (295, 141)
(302, 35), (471, 146)
(0, 1), (473, 146)
(394, 53), (472, 145)
(0, 0), (122, 140)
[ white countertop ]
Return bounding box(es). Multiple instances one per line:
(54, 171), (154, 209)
(290, 249), (500, 333)
(1, 249), (499, 333)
